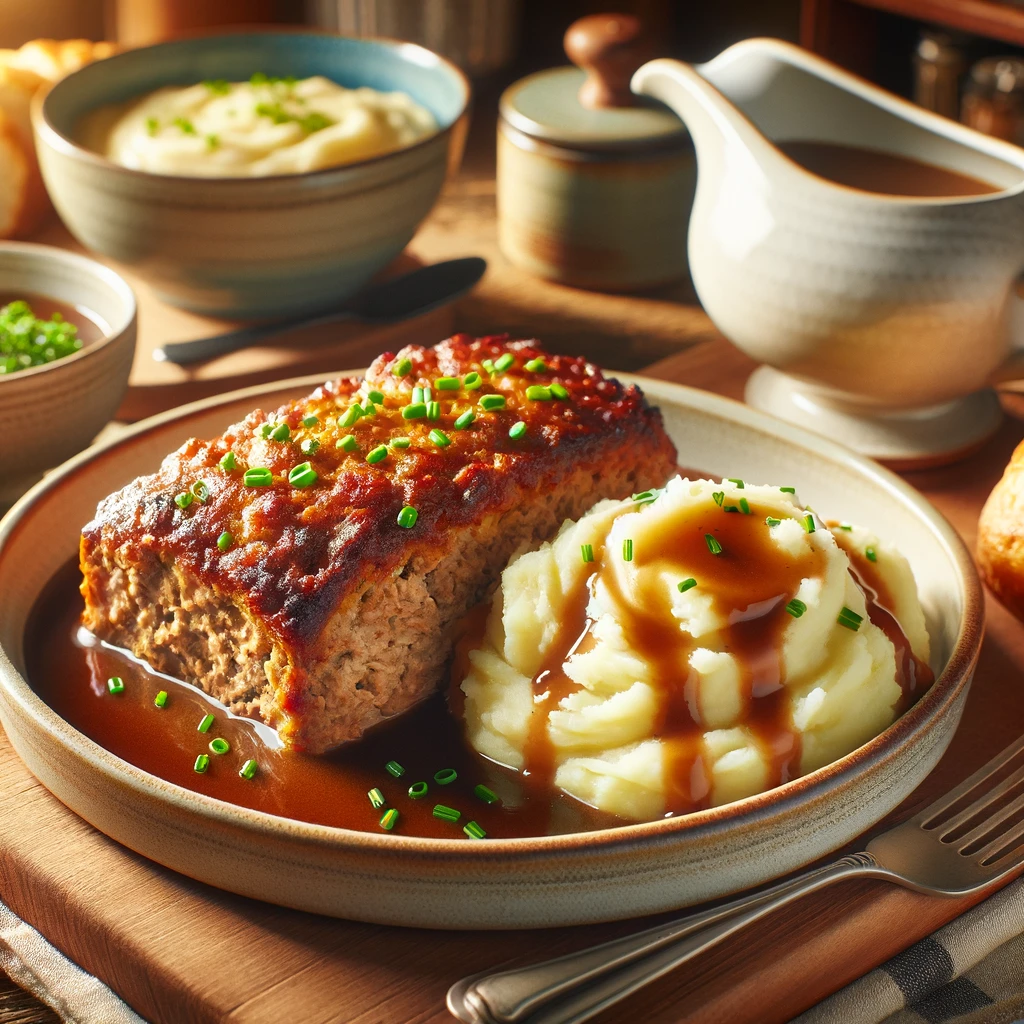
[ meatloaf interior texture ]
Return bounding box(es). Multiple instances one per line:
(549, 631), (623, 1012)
(80, 336), (679, 753)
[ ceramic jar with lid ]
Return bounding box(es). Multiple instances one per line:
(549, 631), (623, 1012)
(497, 14), (694, 291)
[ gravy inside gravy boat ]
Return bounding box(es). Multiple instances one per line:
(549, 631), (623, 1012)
(633, 39), (1024, 466)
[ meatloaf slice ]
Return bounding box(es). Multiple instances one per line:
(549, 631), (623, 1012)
(80, 335), (678, 753)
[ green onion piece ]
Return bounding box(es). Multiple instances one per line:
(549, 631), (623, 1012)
(360, 402), (377, 418)
(422, 386), (432, 402)
(107, 676), (124, 695)
(408, 781), (429, 799)
(464, 821), (487, 839)
(802, 514), (816, 534)
(434, 768), (458, 786)
(288, 462), (318, 488)
(723, 504), (739, 514)
(146, 116), (159, 136)
(174, 492), (193, 510)
(339, 406), (361, 429)
(432, 804), (461, 822)
(204, 78), (231, 94)
(526, 385), (552, 401)
(397, 505), (419, 529)
(429, 429), (451, 448)
(194, 754), (209, 774)
(380, 808), (400, 831)
(260, 423), (274, 439)
(391, 437), (411, 449)
(508, 421), (527, 439)
(785, 599), (807, 618)
(366, 445), (389, 465)
(524, 358), (547, 372)
(780, 486), (796, 494)
(270, 422), (290, 442)
(393, 357), (412, 377)
(367, 389), (384, 404)
(678, 578), (697, 593)
(622, 538), (633, 562)
(198, 713), (215, 734)
(243, 467), (273, 487)
(766, 517), (781, 527)
(190, 480), (209, 502)
(435, 377), (460, 390)
(837, 606), (863, 631)
(494, 353), (515, 372)
(480, 394), (506, 411)
(839, 523), (853, 531)
(209, 737), (230, 755)
(454, 410), (476, 430)
(216, 531), (233, 553)
(300, 438), (320, 456)
(302, 414), (319, 428)
(368, 787), (386, 809)
(866, 546), (878, 562)
(403, 403), (427, 420)
(581, 543), (594, 564)
(219, 451), (237, 471)
(154, 690), (168, 708)
(240, 759), (258, 780)
(206, 129), (219, 148)
(427, 401), (441, 421)
(463, 372), (482, 390)
(385, 760), (405, 778)
(712, 491), (725, 507)
(412, 386), (425, 405)
(474, 784), (499, 804)
(728, 478), (745, 489)
(174, 117), (196, 135)
(337, 434), (358, 452)
(550, 382), (569, 400)
(705, 534), (723, 556)
(739, 497), (750, 515)
(482, 359), (495, 374)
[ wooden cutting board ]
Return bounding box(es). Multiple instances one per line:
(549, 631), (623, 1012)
(2, 336), (1024, 1024)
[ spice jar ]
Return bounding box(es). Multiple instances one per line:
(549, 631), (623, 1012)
(497, 13), (693, 291)
(961, 57), (1024, 146)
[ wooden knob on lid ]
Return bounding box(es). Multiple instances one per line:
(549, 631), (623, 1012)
(564, 13), (652, 110)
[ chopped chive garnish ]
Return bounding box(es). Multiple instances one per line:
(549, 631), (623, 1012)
(339, 406), (361, 428)
(240, 759), (258, 780)
(766, 516), (781, 527)
(474, 784), (499, 804)
(525, 358), (547, 372)
(482, 359), (495, 374)
(780, 486), (796, 494)
(422, 386), (432, 402)
(174, 117), (196, 135)
(464, 821), (487, 839)
(270, 422), (290, 442)
(581, 543), (594, 563)
(217, 531), (233, 552)
(107, 676), (124, 694)
(480, 394), (506, 411)
(368, 787), (386, 809)
(380, 808), (400, 831)
(739, 498), (750, 515)
(302, 414), (319, 428)
(300, 438), (320, 456)
(705, 534), (723, 556)
(435, 377), (460, 390)
(191, 480), (210, 503)
(243, 467), (273, 487)
(429, 429), (450, 448)
(260, 423), (274, 439)
(219, 451), (237, 471)
(393, 357), (412, 377)
(712, 491), (725, 507)
(174, 491), (193, 510)
(785, 599), (806, 618)
(837, 606), (863, 631)
(623, 538), (633, 562)
(385, 760), (405, 778)
(550, 382), (569, 400)
(146, 116), (159, 136)
(391, 437), (411, 449)
(412, 387), (425, 405)
(154, 690), (168, 708)
(526, 385), (552, 401)
(802, 514), (816, 534)
(728, 478), (745, 489)
(427, 401), (441, 421)
(433, 804), (461, 822)
(194, 754), (209, 774)
(288, 462), (318, 488)
(509, 421), (527, 439)
(367, 390), (384, 404)
(632, 490), (658, 505)
(866, 546), (878, 562)
(209, 737), (230, 755)
(360, 402), (377, 418)
(337, 434), (358, 452)
(839, 523), (853, 531)
(434, 768), (458, 786)
(678, 578), (697, 593)
(403, 402), (427, 419)
(454, 410), (476, 430)
(463, 371), (482, 390)
(204, 78), (231, 94)
(397, 505), (419, 528)
(723, 504), (739, 514)
(408, 781), (429, 799)
(198, 714), (215, 734)
(366, 445), (389, 464)
(494, 353), (515, 372)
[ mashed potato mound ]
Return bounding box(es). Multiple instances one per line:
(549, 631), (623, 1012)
(460, 477), (930, 822)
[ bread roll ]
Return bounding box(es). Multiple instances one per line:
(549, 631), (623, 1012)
(0, 107), (48, 238)
(978, 440), (1024, 619)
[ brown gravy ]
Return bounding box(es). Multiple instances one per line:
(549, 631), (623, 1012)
(777, 140), (1001, 197)
(0, 291), (106, 345)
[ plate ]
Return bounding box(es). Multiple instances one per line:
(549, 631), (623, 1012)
(0, 372), (983, 929)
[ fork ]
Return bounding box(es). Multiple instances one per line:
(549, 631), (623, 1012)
(447, 735), (1024, 1024)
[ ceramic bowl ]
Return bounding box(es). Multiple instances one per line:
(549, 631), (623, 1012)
(33, 32), (470, 317)
(0, 241), (136, 508)
(0, 373), (982, 929)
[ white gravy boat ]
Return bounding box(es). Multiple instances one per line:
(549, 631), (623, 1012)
(633, 39), (1024, 466)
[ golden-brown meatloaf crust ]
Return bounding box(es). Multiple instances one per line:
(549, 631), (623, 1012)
(979, 438), (1024, 620)
(80, 335), (679, 752)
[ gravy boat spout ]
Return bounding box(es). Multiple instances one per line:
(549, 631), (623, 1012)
(633, 39), (1024, 467)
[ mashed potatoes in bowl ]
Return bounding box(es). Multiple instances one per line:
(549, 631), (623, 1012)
(460, 476), (932, 823)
